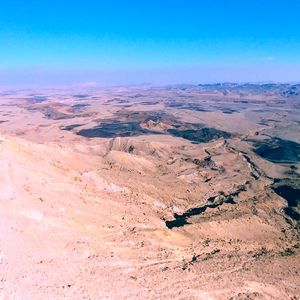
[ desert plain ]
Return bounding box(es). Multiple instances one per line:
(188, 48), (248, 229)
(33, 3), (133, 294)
(0, 83), (299, 299)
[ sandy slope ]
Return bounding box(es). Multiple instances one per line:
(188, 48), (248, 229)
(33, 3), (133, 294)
(0, 134), (298, 300)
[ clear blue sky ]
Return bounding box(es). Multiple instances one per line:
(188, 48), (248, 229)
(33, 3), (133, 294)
(1, 0), (300, 85)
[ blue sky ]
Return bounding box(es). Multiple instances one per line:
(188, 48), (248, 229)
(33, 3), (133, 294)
(0, 1), (300, 85)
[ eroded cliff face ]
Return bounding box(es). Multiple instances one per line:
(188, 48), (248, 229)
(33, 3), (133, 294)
(0, 85), (299, 299)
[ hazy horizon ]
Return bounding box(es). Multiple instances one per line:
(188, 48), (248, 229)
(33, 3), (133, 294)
(1, 64), (300, 88)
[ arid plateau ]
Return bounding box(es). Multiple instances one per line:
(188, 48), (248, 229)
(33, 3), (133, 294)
(0, 83), (299, 299)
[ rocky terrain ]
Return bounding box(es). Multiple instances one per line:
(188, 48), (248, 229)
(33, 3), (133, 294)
(0, 84), (299, 299)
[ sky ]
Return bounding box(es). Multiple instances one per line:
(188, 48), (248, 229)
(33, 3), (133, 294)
(0, 0), (300, 86)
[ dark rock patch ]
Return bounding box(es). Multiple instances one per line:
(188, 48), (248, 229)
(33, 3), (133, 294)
(77, 121), (159, 138)
(253, 138), (300, 164)
(167, 102), (210, 112)
(61, 124), (84, 131)
(27, 96), (48, 103)
(220, 108), (237, 114)
(71, 104), (90, 111)
(166, 196), (236, 229)
(167, 127), (231, 143)
(73, 94), (89, 99)
(271, 179), (300, 221)
(141, 101), (160, 105)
